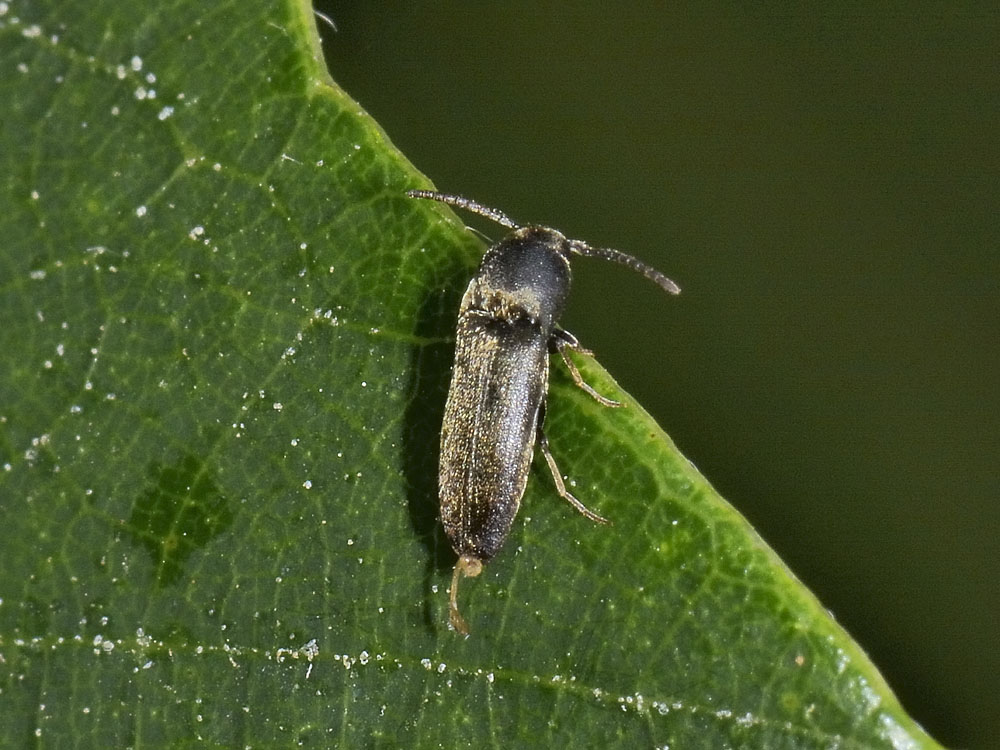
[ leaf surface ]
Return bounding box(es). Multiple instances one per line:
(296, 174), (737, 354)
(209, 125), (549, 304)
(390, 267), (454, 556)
(0, 1), (941, 747)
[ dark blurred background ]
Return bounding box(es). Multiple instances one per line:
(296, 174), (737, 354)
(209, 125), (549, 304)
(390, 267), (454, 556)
(317, 4), (998, 747)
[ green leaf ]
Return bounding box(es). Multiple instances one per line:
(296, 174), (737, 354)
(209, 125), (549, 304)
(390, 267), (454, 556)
(0, 1), (942, 747)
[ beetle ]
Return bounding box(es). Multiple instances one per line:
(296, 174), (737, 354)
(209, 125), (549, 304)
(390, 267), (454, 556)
(407, 189), (680, 634)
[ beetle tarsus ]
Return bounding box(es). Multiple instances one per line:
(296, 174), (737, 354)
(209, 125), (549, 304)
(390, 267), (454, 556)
(449, 554), (483, 635)
(538, 430), (611, 525)
(553, 333), (622, 408)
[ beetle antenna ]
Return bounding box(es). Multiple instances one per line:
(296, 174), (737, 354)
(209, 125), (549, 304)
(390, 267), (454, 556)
(407, 190), (521, 230)
(567, 239), (681, 295)
(313, 8), (338, 33)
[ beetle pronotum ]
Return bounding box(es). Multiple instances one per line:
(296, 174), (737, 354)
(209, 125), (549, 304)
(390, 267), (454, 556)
(408, 190), (680, 634)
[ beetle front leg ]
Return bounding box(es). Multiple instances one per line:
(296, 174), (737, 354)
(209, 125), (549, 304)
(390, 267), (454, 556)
(536, 403), (610, 525)
(551, 329), (622, 408)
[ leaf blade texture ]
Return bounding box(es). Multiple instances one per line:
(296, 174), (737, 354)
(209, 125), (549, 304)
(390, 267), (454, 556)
(0, 1), (941, 747)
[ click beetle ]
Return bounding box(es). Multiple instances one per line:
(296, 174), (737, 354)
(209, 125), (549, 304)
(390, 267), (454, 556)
(408, 189), (680, 634)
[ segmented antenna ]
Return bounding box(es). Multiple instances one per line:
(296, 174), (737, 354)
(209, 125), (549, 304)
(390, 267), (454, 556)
(406, 190), (520, 230)
(568, 239), (681, 295)
(313, 8), (338, 32)
(407, 189), (680, 294)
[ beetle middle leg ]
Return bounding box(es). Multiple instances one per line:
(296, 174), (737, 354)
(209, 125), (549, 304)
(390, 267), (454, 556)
(552, 329), (622, 408)
(537, 403), (610, 525)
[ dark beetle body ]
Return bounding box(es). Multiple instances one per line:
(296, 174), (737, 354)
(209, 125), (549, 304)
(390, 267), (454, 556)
(407, 189), (679, 635)
(439, 227), (571, 561)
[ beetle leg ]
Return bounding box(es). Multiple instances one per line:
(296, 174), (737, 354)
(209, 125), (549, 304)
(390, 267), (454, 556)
(449, 554), (482, 636)
(552, 329), (622, 408)
(536, 406), (610, 525)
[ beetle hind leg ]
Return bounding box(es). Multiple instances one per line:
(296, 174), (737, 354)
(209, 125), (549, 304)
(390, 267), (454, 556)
(552, 330), (622, 408)
(449, 555), (483, 635)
